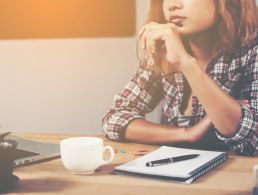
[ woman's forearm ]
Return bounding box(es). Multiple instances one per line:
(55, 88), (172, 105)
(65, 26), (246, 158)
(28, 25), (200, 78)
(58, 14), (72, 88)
(125, 119), (188, 144)
(181, 57), (241, 136)
(125, 116), (212, 144)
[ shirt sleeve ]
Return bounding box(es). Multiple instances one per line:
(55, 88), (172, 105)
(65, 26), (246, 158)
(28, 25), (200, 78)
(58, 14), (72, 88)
(215, 44), (258, 156)
(102, 59), (163, 141)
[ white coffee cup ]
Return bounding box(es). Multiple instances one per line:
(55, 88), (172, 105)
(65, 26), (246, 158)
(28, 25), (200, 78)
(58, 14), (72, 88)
(60, 137), (115, 174)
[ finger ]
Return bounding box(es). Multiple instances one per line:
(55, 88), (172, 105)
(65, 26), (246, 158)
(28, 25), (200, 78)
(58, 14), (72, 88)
(145, 31), (155, 57)
(146, 31), (159, 55)
(138, 25), (150, 50)
(138, 22), (157, 36)
(140, 24), (154, 50)
(140, 26), (148, 50)
(139, 23), (161, 49)
(142, 27), (158, 50)
(138, 25), (147, 36)
(169, 23), (178, 29)
(148, 30), (167, 55)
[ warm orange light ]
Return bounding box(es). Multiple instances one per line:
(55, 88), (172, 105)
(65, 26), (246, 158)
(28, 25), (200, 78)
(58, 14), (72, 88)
(0, 0), (136, 39)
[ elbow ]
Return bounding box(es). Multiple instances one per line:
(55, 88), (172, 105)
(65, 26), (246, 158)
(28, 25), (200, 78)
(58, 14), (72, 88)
(102, 116), (123, 141)
(102, 113), (114, 140)
(215, 110), (242, 137)
(215, 122), (240, 138)
(102, 124), (119, 141)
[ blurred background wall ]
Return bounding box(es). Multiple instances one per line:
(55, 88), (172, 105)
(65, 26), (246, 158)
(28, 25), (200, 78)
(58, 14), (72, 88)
(2, 0), (256, 134)
(0, 0), (162, 134)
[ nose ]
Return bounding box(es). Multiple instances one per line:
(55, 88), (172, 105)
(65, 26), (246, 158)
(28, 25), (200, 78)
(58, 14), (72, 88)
(167, 1), (183, 11)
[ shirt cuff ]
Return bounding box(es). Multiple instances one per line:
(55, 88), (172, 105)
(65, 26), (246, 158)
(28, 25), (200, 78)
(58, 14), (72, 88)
(215, 103), (257, 155)
(103, 111), (144, 141)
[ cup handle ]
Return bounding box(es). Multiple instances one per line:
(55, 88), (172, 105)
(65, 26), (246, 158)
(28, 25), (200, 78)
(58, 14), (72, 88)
(102, 146), (115, 165)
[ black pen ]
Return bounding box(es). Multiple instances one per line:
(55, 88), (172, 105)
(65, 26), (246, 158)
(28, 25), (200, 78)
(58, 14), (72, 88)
(146, 154), (200, 167)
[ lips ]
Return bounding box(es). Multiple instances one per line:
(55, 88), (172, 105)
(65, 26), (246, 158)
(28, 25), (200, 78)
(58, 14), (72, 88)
(169, 16), (185, 26)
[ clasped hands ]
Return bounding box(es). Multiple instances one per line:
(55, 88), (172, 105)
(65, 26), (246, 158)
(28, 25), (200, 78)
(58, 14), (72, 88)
(138, 22), (192, 70)
(138, 22), (251, 142)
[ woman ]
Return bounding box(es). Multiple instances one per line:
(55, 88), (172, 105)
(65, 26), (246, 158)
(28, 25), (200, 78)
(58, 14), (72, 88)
(103, 0), (258, 156)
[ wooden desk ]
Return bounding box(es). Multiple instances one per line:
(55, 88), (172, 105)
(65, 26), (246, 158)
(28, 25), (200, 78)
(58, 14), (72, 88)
(7, 132), (258, 195)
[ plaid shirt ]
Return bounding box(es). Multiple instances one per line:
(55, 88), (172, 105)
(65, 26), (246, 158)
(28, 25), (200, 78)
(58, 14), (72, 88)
(103, 35), (258, 156)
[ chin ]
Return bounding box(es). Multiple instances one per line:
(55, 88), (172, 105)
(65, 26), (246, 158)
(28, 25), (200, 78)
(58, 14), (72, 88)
(175, 27), (192, 36)
(176, 26), (206, 37)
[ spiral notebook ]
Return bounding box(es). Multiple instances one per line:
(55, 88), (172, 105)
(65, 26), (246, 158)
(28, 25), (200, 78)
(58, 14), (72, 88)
(114, 146), (228, 184)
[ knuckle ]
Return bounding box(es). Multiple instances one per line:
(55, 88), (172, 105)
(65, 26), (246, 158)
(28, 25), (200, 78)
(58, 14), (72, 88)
(149, 21), (156, 25)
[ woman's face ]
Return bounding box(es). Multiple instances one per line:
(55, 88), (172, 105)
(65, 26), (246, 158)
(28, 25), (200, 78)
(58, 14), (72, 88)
(162, 0), (218, 36)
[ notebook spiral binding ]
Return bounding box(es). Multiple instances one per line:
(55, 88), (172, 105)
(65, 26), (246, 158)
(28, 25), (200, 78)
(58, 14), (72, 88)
(190, 153), (228, 181)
